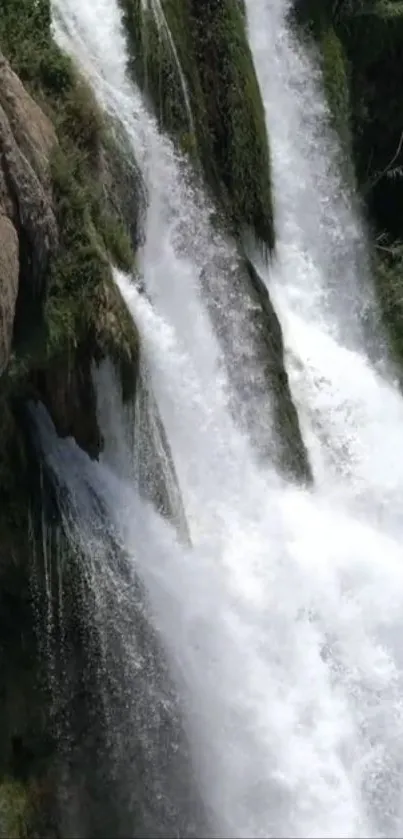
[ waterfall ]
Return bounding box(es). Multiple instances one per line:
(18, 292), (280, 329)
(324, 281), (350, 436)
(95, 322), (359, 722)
(30, 402), (209, 839)
(52, 0), (294, 473)
(245, 0), (403, 535)
(146, 0), (195, 136)
(93, 359), (189, 538)
(37, 0), (403, 837)
(244, 0), (375, 348)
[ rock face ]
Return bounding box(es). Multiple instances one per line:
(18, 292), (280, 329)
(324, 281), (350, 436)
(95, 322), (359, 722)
(119, 0), (275, 250)
(0, 214), (18, 374)
(0, 42), (137, 835)
(0, 46), (140, 447)
(200, 251), (312, 483)
(0, 53), (56, 186)
(0, 51), (58, 371)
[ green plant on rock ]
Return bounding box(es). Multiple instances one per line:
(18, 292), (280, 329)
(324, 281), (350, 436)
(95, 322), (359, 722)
(0, 0), (50, 81)
(97, 212), (134, 274)
(119, 0), (275, 252)
(0, 0), (139, 407)
(0, 5), (143, 832)
(189, 0), (274, 250)
(46, 141), (138, 392)
(320, 25), (351, 147)
(374, 241), (403, 369)
(0, 780), (29, 838)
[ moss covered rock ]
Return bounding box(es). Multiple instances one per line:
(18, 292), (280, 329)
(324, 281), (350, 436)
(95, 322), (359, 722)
(0, 781), (29, 838)
(244, 258), (312, 482)
(119, 0), (274, 251)
(0, 14), (140, 450)
(0, 9), (143, 824)
(320, 25), (351, 148)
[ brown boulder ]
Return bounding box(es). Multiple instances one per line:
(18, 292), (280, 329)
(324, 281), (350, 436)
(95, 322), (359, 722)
(0, 53), (57, 190)
(0, 51), (58, 372)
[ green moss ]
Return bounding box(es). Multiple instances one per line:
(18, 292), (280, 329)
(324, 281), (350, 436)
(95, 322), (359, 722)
(0, 0), (51, 82)
(0, 780), (29, 838)
(320, 26), (351, 145)
(120, 0), (190, 136)
(0, 7), (142, 825)
(0, 0), (139, 404)
(90, 277), (139, 403)
(373, 245), (403, 369)
(119, 0), (274, 251)
(0, 0), (140, 655)
(190, 0), (274, 250)
(47, 138), (138, 402)
(292, 0), (403, 223)
(56, 76), (105, 153)
(97, 212), (135, 273)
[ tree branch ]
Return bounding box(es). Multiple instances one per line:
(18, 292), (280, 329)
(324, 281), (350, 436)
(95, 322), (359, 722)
(367, 130), (403, 193)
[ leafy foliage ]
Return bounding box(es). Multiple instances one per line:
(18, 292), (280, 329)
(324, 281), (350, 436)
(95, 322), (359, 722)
(0, 0), (72, 97)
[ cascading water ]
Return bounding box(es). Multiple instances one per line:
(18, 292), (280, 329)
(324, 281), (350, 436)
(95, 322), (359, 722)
(37, 0), (403, 837)
(52, 0), (297, 474)
(245, 0), (374, 346)
(245, 0), (403, 535)
(30, 401), (209, 839)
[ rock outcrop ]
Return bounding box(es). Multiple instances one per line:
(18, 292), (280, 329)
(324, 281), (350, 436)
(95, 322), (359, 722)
(0, 40), (142, 838)
(0, 52), (58, 373)
(119, 0), (274, 252)
(0, 214), (18, 374)
(0, 43), (141, 445)
(0, 53), (56, 187)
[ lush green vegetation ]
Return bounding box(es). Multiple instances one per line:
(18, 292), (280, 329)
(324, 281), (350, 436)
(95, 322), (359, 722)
(0, 0), (138, 398)
(119, 0), (274, 252)
(0, 0), (140, 595)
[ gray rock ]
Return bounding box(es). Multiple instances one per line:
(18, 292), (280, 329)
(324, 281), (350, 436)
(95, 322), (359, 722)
(0, 213), (18, 374)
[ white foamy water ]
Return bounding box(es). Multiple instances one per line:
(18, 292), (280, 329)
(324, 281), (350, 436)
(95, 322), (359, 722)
(113, 276), (403, 839)
(52, 0), (283, 464)
(246, 0), (403, 533)
(46, 0), (403, 836)
(244, 0), (373, 344)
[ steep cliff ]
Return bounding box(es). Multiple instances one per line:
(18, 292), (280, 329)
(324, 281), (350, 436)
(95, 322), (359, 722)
(0, 6), (141, 832)
(0, 41), (140, 545)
